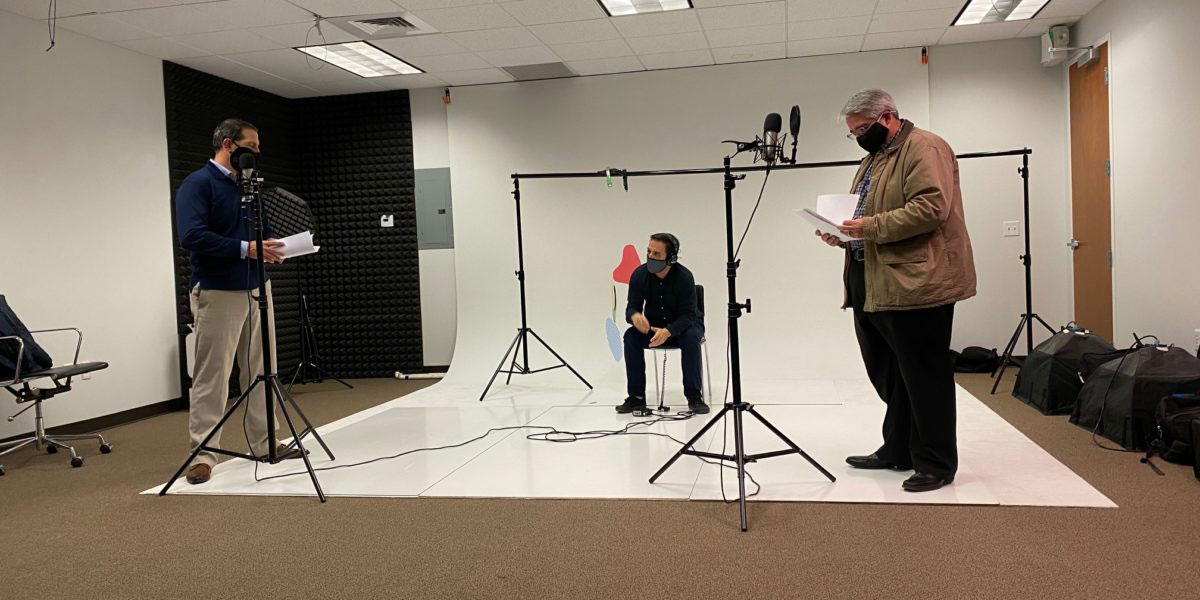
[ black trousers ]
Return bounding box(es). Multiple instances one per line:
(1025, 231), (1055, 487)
(624, 325), (704, 401)
(848, 257), (958, 477)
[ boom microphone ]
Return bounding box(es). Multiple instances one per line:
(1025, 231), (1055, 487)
(763, 112), (782, 163)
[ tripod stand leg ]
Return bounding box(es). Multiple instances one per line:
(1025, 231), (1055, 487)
(1033, 314), (1056, 334)
(159, 383), (254, 496)
(272, 378), (335, 461)
(286, 361), (304, 393)
(991, 316), (1028, 395)
(527, 328), (593, 389)
(991, 317), (1025, 379)
(733, 404), (749, 532)
(480, 330), (523, 401)
(649, 405), (730, 483)
(274, 387), (326, 503)
(746, 406), (836, 482)
(506, 330), (526, 385)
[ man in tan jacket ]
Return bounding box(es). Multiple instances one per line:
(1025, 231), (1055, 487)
(816, 89), (976, 492)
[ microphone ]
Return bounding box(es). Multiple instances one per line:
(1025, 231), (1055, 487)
(763, 112), (782, 163)
(234, 148), (256, 181)
(788, 105), (801, 162)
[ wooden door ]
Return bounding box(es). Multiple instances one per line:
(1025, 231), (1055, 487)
(1069, 42), (1113, 341)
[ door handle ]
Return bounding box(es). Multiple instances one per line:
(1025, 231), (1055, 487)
(1067, 239), (1081, 250)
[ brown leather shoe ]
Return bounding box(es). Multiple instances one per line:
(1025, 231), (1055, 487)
(271, 443), (309, 461)
(185, 463), (212, 485)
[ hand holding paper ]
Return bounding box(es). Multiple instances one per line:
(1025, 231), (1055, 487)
(277, 230), (320, 259)
(793, 193), (862, 243)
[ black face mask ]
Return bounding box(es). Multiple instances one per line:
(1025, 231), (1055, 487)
(856, 121), (889, 154)
(646, 258), (669, 274)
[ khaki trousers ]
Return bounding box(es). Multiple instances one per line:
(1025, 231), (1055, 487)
(188, 281), (280, 467)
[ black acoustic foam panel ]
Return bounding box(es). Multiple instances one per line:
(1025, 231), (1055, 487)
(162, 62), (421, 384)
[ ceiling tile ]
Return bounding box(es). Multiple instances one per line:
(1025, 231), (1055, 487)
(114, 36), (209, 59)
(373, 73), (449, 89)
(477, 45), (561, 66)
(528, 19), (621, 45)
(692, 0), (775, 6)
(874, 0), (963, 12)
(627, 31), (710, 54)
(786, 0), (874, 21)
(566, 55), (644, 76)
(203, 0), (315, 27)
(498, 0), (605, 25)
(251, 21), (359, 46)
(302, 78), (388, 95)
(550, 38), (633, 61)
(868, 8), (958, 33)
(448, 26), (542, 50)
(637, 48), (714, 69)
(409, 4), (520, 32)
(711, 42), (786, 63)
(409, 52), (493, 72)
(698, 1), (786, 30)
(53, 13), (156, 42)
(285, 0), (404, 17)
(609, 10), (702, 38)
(372, 34), (468, 57)
(1037, 0), (1103, 19)
(1, 0), (97, 20)
(81, 0), (188, 12)
(438, 68), (514, 85)
(223, 49), (363, 83)
(787, 34), (863, 56)
(861, 28), (944, 51)
(396, 0), (495, 9)
(170, 30), (282, 55)
(938, 20), (1028, 45)
(704, 23), (785, 48)
(788, 15), (869, 39)
(107, 4), (240, 37)
(173, 55), (320, 97)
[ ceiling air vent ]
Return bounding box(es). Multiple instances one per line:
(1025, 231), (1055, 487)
(502, 62), (578, 81)
(327, 12), (438, 40)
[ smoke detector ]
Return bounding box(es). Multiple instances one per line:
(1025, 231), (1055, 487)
(326, 12), (438, 40)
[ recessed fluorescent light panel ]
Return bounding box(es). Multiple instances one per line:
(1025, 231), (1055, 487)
(952, 0), (1051, 26)
(295, 42), (422, 77)
(597, 0), (693, 17)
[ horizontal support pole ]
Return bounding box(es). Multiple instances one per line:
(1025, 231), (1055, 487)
(511, 149), (1030, 181)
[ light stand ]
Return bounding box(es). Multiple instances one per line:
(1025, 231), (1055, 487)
(649, 153), (835, 532)
(287, 258), (353, 393)
(479, 178), (593, 401)
(989, 151), (1055, 394)
(160, 163), (334, 501)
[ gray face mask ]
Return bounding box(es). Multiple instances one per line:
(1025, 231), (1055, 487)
(646, 258), (669, 274)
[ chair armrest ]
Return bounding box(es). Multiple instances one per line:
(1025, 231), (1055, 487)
(27, 328), (84, 366)
(0, 334), (28, 386)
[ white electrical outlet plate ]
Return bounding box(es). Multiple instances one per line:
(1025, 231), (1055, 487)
(381, 215), (394, 228)
(1194, 328), (1200, 350)
(1003, 221), (1020, 237)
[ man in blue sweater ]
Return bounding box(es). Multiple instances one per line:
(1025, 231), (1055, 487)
(620, 233), (709, 416)
(175, 118), (297, 485)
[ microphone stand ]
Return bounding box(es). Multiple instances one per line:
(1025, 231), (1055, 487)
(159, 163), (334, 500)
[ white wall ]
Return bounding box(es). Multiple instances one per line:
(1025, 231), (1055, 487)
(410, 87), (457, 367)
(928, 37), (1073, 353)
(1072, 0), (1200, 350)
(0, 11), (176, 438)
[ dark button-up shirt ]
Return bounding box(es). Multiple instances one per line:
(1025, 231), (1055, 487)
(625, 263), (701, 337)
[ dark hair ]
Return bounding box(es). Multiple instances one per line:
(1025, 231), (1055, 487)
(211, 118), (257, 154)
(650, 233), (678, 259)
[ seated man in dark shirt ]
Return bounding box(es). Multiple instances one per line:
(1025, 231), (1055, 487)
(619, 233), (709, 415)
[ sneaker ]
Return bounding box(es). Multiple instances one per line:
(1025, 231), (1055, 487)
(616, 396), (647, 414)
(688, 397), (710, 414)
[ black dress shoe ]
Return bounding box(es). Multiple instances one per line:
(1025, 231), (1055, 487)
(902, 472), (954, 492)
(845, 453), (911, 470)
(687, 397), (710, 415)
(616, 396), (647, 414)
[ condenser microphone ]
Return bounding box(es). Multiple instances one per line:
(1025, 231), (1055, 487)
(763, 112), (782, 163)
(234, 148), (256, 181)
(788, 105), (801, 162)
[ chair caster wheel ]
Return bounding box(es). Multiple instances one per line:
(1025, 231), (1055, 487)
(0, 466), (6, 476)
(71, 457), (84, 468)
(46, 445), (58, 454)
(99, 443), (112, 454)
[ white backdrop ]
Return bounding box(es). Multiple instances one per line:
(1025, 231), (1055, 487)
(443, 49), (932, 396)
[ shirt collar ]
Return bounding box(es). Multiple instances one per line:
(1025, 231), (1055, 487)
(877, 120), (911, 156)
(208, 158), (236, 182)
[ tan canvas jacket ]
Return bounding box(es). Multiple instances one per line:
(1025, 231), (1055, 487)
(842, 121), (977, 312)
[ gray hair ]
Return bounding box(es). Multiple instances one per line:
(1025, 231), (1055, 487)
(840, 89), (900, 120)
(211, 118), (257, 154)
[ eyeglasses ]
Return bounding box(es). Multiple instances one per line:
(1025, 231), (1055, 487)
(846, 112), (888, 140)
